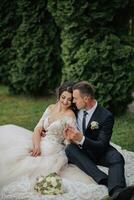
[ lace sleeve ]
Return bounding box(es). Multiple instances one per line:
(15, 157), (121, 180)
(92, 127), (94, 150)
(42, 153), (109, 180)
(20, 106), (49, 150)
(63, 116), (77, 145)
(64, 116), (77, 128)
(35, 106), (50, 129)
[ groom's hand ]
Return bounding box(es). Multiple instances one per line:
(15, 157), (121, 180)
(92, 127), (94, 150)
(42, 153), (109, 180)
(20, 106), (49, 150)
(65, 126), (83, 143)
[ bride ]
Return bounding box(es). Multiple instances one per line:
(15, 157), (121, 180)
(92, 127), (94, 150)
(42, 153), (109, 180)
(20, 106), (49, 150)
(0, 82), (134, 200)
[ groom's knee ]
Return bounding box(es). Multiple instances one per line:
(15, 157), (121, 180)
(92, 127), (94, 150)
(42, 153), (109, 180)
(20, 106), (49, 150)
(112, 152), (125, 164)
(106, 150), (125, 166)
(65, 143), (77, 157)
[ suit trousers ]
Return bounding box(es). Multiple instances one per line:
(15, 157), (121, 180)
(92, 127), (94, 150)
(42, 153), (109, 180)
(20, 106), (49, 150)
(65, 143), (126, 194)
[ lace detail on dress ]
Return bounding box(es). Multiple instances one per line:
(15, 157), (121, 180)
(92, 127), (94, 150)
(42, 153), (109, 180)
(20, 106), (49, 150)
(0, 124), (134, 200)
(0, 177), (32, 200)
(0, 145), (134, 200)
(0, 176), (107, 200)
(35, 104), (77, 132)
(44, 116), (76, 141)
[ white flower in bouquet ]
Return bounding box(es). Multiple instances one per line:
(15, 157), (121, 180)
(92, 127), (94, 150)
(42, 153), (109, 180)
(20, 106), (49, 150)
(34, 172), (64, 195)
(38, 176), (44, 183)
(51, 177), (58, 187)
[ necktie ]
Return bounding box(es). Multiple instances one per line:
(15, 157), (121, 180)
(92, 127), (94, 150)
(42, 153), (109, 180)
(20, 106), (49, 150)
(82, 111), (88, 134)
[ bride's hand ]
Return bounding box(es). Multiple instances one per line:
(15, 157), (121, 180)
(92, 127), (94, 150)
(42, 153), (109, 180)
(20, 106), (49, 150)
(40, 128), (46, 137)
(30, 145), (41, 157)
(64, 126), (83, 142)
(64, 124), (70, 139)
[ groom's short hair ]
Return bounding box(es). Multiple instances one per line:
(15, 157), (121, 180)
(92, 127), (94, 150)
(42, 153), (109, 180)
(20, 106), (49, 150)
(73, 81), (95, 98)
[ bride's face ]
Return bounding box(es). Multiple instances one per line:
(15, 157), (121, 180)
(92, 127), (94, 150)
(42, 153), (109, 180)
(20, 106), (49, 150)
(59, 91), (72, 110)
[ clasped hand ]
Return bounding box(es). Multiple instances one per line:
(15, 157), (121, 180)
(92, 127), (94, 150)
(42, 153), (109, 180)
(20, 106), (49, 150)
(64, 125), (83, 143)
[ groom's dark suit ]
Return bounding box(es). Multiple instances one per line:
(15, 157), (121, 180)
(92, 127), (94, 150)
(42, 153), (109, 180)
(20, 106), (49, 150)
(65, 104), (126, 194)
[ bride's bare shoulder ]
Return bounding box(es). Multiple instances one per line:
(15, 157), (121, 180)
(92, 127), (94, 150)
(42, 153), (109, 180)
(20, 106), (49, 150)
(47, 104), (55, 111)
(65, 109), (76, 119)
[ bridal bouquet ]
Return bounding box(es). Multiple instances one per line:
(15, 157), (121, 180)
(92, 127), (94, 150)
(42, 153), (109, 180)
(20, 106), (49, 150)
(34, 172), (64, 195)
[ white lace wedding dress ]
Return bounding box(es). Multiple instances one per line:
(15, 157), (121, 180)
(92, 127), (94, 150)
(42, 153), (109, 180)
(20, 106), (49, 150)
(0, 108), (134, 200)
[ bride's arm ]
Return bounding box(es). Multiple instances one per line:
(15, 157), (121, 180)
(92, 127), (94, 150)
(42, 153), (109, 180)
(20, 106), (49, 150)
(30, 127), (42, 157)
(30, 106), (51, 157)
(63, 110), (77, 145)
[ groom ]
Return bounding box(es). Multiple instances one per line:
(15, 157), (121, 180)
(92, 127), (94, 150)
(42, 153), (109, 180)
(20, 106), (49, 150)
(64, 81), (134, 200)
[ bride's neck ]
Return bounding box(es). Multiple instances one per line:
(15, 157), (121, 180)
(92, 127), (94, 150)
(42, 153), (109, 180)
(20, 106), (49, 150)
(56, 102), (67, 113)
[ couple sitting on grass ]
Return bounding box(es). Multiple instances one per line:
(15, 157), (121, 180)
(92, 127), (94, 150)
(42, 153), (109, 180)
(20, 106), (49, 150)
(0, 81), (134, 200)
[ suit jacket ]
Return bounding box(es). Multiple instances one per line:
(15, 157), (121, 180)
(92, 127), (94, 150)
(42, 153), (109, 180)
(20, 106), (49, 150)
(76, 104), (114, 156)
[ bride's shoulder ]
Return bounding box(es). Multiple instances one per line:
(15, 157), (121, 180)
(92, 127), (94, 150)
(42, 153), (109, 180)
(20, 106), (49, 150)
(43, 104), (55, 115)
(64, 110), (76, 126)
(64, 109), (76, 119)
(47, 104), (55, 111)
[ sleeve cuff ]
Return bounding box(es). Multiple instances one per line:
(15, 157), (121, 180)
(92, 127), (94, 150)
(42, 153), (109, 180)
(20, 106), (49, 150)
(78, 136), (85, 145)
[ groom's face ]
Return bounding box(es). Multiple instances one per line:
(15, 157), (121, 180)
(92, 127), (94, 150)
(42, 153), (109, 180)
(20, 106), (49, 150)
(73, 89), (86, 110)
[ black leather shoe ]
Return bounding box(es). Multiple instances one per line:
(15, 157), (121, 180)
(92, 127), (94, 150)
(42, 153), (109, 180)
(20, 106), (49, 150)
(110, 185), (134, 200)
(99, 178), (108, 187)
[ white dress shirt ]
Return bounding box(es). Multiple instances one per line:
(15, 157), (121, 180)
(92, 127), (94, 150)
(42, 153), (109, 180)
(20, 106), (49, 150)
(77, 101), (98, 145)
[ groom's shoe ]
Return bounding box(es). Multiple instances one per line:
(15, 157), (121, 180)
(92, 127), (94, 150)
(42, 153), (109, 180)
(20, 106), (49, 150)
(98, 178), (108, 187)
(110, 185), (134, 200)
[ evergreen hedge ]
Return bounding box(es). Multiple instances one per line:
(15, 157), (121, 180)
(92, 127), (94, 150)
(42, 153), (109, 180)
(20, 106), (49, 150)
(0, 0), (134, 113)
(9, 0), (61, 95)
(48, 0), (134, 113)
(0, 0), (19, 84)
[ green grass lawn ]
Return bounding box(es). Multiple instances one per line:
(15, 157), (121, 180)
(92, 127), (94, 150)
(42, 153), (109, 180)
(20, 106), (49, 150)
(0, 84), (134, 152)
(0, 85), (55, 130)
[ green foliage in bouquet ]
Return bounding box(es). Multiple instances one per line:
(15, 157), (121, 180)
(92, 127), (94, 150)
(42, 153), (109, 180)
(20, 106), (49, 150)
(9, 0), (61, 95)
(34, 172), (64, 195)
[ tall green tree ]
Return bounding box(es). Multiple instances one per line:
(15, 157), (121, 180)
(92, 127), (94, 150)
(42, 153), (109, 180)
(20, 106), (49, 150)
(9, 0), (61, 95)
(48, 0), (134, 113)
(0, 0), (20, 84)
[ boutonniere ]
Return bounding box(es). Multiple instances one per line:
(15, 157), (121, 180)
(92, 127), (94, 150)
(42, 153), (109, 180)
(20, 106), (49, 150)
(91, 121), (99, 130)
